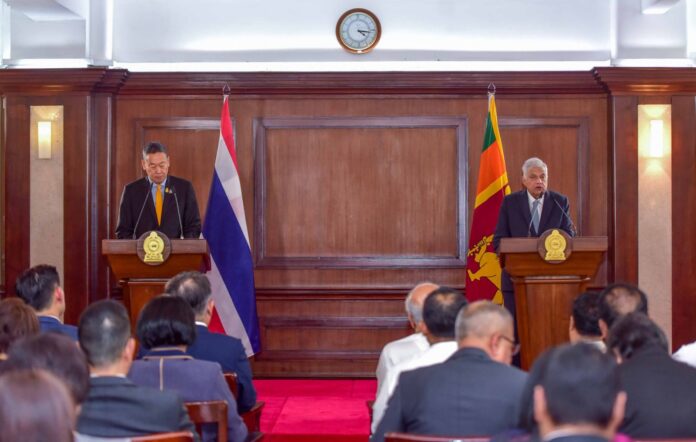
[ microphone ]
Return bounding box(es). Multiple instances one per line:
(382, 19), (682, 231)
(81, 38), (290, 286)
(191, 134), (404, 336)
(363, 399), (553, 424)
(168, 185), (185, 239)
(132, 181), (154, 239)
(527, 191), (544, 237)
(551, 194), (577, 237)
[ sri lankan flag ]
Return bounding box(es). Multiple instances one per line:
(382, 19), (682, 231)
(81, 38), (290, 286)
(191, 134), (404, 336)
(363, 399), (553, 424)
(466, 94), (510, 304)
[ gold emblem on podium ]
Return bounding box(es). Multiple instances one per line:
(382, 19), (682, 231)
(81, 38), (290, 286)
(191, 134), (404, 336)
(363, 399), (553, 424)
(544, 229), (567, 262)
(142, 231), (165, 263)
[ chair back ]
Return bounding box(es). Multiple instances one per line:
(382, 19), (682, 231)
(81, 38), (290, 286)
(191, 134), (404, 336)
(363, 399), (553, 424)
(185, 400), (228, 442)
(131, 432), (195, 442)
(223, 372), (239, 399)
(385, 433), (489, 442)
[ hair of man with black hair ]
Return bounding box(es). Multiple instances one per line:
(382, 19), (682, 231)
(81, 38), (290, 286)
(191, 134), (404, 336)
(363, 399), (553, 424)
(5, 333), (90, 405)
(0, 298), (39, 353)
(572, 291), (602, 338)
(607, 312), (669, 360)
(598, 283), (648, 329)
(540, 343), (621, 428)
(422, 286), (468, 339)
(142, 141), (168, 159)
(78, 300), (132, 368)
(165, 271), (212, 317)
(136, 296), (197, 349)
(14, 265), (60, 312)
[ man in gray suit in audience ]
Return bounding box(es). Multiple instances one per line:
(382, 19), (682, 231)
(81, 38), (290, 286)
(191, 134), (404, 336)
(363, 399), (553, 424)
(76, 300), (198, 440)
(372, 300), (527, 441)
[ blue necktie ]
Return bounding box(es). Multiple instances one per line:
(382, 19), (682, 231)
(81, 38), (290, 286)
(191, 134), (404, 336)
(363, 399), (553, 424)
(531, 199), (541, 234)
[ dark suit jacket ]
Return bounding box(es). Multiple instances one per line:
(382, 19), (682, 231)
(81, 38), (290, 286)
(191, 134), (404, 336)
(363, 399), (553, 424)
(493, 189), (574, 291)
(372, 347), (528, 442)
(38, 316), (78, 341)
(189, 324), (257, 413)
(129, 348), (248, 442)
(76, 376), (197, 440)
(115, 176), (201, 239)
(618, 344), (696, 438)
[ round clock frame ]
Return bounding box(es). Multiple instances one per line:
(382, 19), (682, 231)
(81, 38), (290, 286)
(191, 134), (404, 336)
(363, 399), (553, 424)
(336, 8), (382, 54)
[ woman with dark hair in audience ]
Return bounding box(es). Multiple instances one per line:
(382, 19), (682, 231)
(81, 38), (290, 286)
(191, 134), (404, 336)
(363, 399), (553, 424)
(129, 295), (247, 442)
(0, 298), (40, 362)
(0, 369), (75, 442)
(4, 333), (90, 407)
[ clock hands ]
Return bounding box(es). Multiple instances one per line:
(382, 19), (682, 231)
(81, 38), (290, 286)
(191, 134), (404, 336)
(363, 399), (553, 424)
(357, 29), (373, 36)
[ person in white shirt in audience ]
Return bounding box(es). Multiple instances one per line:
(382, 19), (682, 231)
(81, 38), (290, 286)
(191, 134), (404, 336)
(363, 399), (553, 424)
(375, 282), (438, 395)
(569, 291), (606, 352)
(372, 286), (467, 433)
(673, 340), (696, 368)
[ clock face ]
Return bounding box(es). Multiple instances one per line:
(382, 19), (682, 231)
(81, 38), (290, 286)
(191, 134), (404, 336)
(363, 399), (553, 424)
(336, 9), (381, 54)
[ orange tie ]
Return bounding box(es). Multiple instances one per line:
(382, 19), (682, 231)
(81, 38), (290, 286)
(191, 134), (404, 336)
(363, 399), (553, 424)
(155, 184), (163, 225)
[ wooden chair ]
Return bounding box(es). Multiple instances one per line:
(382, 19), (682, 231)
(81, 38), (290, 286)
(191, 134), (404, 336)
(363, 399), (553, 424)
(185, 400), (228, 442)
(223, 372), (266, 434)
(385, 433), (490, 442)
(131, 432), (195, 442)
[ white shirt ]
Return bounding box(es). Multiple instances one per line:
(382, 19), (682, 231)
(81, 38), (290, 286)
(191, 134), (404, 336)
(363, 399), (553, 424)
(673, 341), (696, 368)
(375, 333), (429, 396)
(527, 191), (544, 217)
(371, 340), (458, 433)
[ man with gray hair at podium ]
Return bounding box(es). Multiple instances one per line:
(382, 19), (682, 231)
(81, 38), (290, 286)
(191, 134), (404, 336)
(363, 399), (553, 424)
(493, 157), (575, 317)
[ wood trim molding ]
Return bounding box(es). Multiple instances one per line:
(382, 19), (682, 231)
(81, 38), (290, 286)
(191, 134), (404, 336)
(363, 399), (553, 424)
(253, 116), (468, 269)
(498, 116), (590, 234)
(595, 67), (696, 95)
(0, 68), (128, 94)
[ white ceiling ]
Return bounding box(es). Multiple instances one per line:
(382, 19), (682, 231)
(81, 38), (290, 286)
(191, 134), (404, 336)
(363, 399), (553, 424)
(2, 0), (695, 70)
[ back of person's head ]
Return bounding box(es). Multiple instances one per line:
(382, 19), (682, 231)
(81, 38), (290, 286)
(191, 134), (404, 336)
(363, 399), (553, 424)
(607, 312), (669, 361)
(421, 287), (467, 339)
(165, 271), (212, 317)
(537, 343), (623, 433)
(136, 296), (196, 349)
(571, 291), (602, 339)
(5, 334), (90, 405)
(455, 300), (515, 364)
(0, 369), (75, 442)
(78, 300), (131, 368)
(14, 265), (60, 312)
(404, 282), (438, 327)
(0, 298), (39, 353)
(598, 283), (648, 329)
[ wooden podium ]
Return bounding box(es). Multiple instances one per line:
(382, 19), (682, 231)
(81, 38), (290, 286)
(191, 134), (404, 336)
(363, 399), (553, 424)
(102, 238), (209, 328)
(498, 235), (607, 370)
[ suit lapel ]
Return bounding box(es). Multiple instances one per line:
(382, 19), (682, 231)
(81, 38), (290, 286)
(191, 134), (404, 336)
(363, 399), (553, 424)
(538, 193), (553, 234)
(162, 187), (176, 229)
(517, 191), (533, 235)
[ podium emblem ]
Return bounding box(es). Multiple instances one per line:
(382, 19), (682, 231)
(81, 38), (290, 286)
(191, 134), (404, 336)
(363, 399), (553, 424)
(137, 231), (172, 265)
(544, 229), (567, 262)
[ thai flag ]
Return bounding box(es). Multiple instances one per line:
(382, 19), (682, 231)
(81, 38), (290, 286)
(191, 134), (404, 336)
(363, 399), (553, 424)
(203, 95), (260, 356)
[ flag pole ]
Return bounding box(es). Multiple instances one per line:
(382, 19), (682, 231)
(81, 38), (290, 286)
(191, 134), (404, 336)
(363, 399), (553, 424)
(488, 82), (496, 96)
(222, 83), (231, 96)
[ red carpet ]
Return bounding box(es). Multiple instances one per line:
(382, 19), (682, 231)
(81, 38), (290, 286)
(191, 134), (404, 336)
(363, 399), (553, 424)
(255, 379), (376, 442)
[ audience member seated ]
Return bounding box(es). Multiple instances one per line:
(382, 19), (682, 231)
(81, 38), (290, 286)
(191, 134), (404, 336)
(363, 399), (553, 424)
(375, 282), (438, 396)
(534, 343), (626, 442)
(162, 271), (256, 413)
(569, 291), (605, 351)
(372, 286), (466, 432)
(372, 301), (527, 442)
(3, 333), (90, 407)
(607, 312), (696, 438)
(597, 283), (648, 340)
(0, 297), (39, 362)
(0, 369), (76, 442)
(15, 264), (78, 340)
(129, 296), (247, 442)
(76, 300), (198, 440)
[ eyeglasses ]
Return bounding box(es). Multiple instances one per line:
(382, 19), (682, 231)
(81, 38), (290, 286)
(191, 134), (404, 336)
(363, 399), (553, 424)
(500, 335), (521, 356)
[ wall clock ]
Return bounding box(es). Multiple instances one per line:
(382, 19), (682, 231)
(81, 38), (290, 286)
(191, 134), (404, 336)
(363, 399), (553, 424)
(336, 8), (381, 54)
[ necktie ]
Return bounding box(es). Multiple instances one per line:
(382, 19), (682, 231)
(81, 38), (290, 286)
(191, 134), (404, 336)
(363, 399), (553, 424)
(531, 199), (541, 234)
(155, 184), (163, 225)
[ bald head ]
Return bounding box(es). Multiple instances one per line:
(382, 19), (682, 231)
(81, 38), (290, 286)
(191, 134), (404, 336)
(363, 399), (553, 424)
(455, 301), (516, 365)
(405, 282), (438, 330)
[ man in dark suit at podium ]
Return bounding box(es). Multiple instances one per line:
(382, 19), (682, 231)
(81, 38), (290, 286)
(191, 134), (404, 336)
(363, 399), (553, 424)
(116, 142), (201, 239)
(493, 157), (575, 315)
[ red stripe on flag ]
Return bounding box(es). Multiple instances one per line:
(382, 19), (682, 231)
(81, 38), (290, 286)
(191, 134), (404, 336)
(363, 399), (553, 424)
(220, 96), (239, 172)
(208, 307), (225, 334)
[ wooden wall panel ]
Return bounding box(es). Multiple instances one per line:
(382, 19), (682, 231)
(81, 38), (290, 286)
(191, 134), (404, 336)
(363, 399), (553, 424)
(671, 95), (696, 349)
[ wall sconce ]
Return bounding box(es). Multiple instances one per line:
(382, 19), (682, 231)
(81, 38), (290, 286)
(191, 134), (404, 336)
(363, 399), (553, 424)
(648, 119), (664, 158)
(37, 121), (52, 159)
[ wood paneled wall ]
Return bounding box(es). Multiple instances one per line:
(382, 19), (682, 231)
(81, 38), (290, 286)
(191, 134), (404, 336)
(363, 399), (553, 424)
(1, 68), (695, 375)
